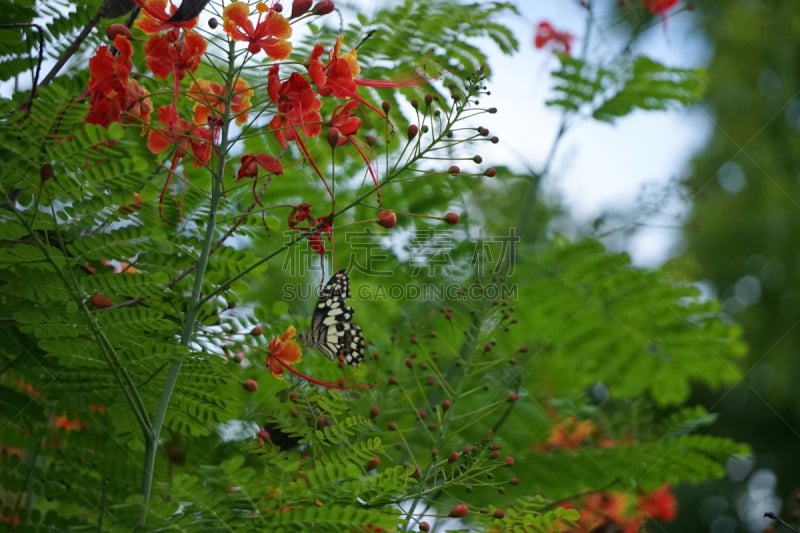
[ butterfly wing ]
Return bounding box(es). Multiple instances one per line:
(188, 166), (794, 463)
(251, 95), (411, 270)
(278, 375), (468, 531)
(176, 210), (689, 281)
(306, 270), (365, 365)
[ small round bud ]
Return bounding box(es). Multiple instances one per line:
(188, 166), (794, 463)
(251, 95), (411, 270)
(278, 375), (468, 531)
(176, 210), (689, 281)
(367, 456), (380, 470)
(444, 212), (459, 225)
(208, 17), (219, 28)
(251, 326), (263, 336)
(106, 23), (132, 41)
(508, 392), (519, 402)
(424, 94), (434, 107)
(504, 456), (515, 466)
(494, 509), (506, 519)
(40, 162), (55, 182)
(370, 406), (380, 419)
(448, 451), (460, 463)
(242, 379), (258, 393)
(90, 294), (113, 309)
(382, 101), (391, 113)
(387, 421), (397, 430)
(484, 167), (497, 177)
(472, 155), (483, 164)
(449, 504), (469, 518)
(448, 165), (461, 174)
(411, 98), (419, 109)
(407, 124), (419, 140)
(377, 209), (397, 228)
(442, 399), (451, 411)
(419, 521), (430, 532)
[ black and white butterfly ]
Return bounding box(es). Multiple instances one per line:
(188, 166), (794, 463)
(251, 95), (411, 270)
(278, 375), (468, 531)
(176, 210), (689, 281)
(299, 270), (365, 366)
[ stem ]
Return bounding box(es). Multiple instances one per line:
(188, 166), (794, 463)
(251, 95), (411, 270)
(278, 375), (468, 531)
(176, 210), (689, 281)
(139, 38), (237, 518)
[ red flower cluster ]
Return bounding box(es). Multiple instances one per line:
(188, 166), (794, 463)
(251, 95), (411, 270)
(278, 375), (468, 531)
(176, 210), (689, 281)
(188, 79), (254, 127)
(86, 34), (152, 128)
(534, 21), (574, 55)
(267, 66), (323, 148)
(561, 484), (677, 532)
(288, 203), (332, 255)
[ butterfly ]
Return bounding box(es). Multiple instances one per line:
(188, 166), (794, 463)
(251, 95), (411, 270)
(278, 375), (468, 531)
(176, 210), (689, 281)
(299, 270), (365, 366)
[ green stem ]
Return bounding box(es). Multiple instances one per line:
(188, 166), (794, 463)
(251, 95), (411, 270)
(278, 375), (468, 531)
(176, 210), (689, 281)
(139, 39), (237, 518)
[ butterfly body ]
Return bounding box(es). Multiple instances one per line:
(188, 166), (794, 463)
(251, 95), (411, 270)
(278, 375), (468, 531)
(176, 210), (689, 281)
(299, 270), (365, 366)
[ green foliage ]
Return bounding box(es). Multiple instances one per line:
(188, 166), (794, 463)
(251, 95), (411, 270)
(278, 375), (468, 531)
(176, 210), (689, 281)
(0, 0), (750, 531)
(547, 54), (706, 122)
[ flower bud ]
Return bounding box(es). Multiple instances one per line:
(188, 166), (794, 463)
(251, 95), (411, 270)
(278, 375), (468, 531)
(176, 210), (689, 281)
(377, 210), (397, 228)
(326, 126), (341, 148)
(443, 212), (459, 225)
(313, 1), (335, 15)
(291, 0), (312, 17)
(449, 504), (469, 518)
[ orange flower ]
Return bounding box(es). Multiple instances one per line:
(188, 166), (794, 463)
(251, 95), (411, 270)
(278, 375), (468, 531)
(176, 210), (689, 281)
(223, 1), (292, 59)
(188, 79), (253, 126)
(267, 325), (303, 379)
(542, 417), (597, 450)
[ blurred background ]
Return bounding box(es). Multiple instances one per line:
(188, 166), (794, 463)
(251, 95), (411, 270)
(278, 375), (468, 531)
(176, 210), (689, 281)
(470, 2), (800, 532)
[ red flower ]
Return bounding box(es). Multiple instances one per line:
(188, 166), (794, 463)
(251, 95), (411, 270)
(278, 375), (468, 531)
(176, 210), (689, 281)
(308, 35), (361, 99)
(237, 153), (283, 180)
(329, 100), (362, 141)
(223, 1), (292, 58)
(642, 0), (679, 16)
(147, 105), (213, 218)
(144, 30), (206, 81)
(287, 203), (332, 255)
(642, 0), (679, 29)
(188, 79), (253, 126)
(308, 36), (423, 117)
(267, 66), (323, 147)
(638, 484), (677, 522)
(86, 34), (152, 127)
(534, 21), (574, 55)
(147, 104), (212, 166)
